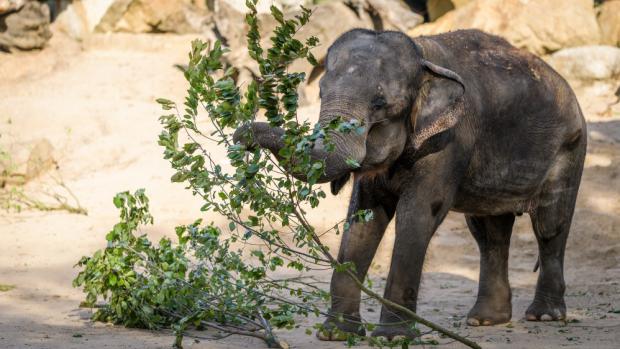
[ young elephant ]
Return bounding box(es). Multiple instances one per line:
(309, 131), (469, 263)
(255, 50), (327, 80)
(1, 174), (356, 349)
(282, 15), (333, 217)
(233, 29), (586, 340)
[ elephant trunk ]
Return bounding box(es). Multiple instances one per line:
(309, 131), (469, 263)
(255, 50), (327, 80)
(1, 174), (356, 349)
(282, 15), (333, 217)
(237, 116), (366, 183)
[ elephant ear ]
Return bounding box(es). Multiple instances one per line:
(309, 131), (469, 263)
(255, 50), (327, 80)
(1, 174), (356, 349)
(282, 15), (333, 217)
(410, 60), (465, 150)
(330, 173), (351, 195)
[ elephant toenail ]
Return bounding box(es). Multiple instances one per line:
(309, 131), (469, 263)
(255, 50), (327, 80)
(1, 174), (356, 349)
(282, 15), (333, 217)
(482, 319), (492, 325)
(525, 313), (537, 321)
(540, 314), (553, 321)
(316, 331), (330, 341)
(374, 336), (388, 342)
(392, 335), (408, 342)
(467, 318), (481, 326)
(333, 331), (349, 341)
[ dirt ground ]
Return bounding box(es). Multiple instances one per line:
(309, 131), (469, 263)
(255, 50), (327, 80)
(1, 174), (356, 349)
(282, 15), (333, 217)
(1, 31), (619, 349)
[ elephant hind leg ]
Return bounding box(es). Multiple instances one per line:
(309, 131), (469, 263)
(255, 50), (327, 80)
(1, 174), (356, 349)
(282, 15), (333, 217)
(526, 200), (573, 322)
(466, 213), (515, 326)
(526, 145), (584, 322)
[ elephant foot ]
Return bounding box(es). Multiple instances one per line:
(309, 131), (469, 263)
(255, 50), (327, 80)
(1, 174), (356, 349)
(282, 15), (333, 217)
(525, 297), (566, 321)
(371, 324), (418, 341)
(466, 299), (512, 326)
(316, 314), (365, 341)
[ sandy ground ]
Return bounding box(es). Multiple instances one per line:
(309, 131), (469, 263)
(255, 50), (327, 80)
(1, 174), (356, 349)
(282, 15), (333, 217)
(1, 30), (619, 349)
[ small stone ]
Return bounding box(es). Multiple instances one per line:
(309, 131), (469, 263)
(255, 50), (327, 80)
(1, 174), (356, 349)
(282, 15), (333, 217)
(0, 1), (52, 50)
(26, 139), (56, 180)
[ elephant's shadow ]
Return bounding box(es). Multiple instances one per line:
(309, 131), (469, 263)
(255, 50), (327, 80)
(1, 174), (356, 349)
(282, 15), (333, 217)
(358, 271), (480, 323)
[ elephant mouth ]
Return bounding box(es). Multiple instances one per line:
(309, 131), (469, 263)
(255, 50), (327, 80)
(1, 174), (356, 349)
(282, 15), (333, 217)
(354, 163), (390, 181)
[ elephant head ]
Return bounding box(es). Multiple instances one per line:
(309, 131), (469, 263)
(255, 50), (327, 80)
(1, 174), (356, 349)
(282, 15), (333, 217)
(233, 29), (465, 194)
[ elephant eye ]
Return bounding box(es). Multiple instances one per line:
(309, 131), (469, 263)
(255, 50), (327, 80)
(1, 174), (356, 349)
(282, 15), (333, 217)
(371, 96), (386, 110)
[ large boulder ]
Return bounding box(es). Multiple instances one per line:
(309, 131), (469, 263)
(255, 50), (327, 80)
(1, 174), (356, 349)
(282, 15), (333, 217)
(410, 0), (601, 55)
(205, 0), (311, 43)
(95, 0), (209, 34)
(55, 0), (211, 37)
(0, 0), (52, 50)
(546, 45), (620, 81)
(216, 0), (375, 84)
(96, 0), (211, 34)
(597, 0), (620, 47)
(54, 0), (117, 40)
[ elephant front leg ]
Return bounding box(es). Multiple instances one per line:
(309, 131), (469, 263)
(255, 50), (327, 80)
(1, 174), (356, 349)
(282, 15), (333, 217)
(372, 189), (453, 340)
(318, 181), (395, 341)
(465, 214), (515, 326)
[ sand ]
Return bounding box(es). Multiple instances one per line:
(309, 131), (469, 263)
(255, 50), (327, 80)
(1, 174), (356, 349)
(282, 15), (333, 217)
(1, 31), (619, 349)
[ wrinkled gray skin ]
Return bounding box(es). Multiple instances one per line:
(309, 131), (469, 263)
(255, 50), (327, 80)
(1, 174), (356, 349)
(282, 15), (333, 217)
(233, 29), (586, 340)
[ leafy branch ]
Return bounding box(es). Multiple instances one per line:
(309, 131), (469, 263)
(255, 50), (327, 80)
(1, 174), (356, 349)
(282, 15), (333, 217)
(73, 1), (480, 348)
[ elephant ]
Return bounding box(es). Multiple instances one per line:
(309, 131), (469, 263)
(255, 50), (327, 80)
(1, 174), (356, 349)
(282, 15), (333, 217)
(233, 28), (587, 340)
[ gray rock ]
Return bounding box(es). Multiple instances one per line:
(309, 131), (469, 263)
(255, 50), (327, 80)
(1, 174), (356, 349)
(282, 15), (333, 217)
(0, 1), (52, 50)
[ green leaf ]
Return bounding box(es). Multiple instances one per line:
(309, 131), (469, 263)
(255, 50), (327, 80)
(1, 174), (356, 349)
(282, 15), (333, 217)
(307, 52), (318, 66)
(113, 196), (123, 208)
(156, 98), (175, 106)
(270, 5), (284, 24)
(345, 158), (360, 169)
(171, 171), (188, 182)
